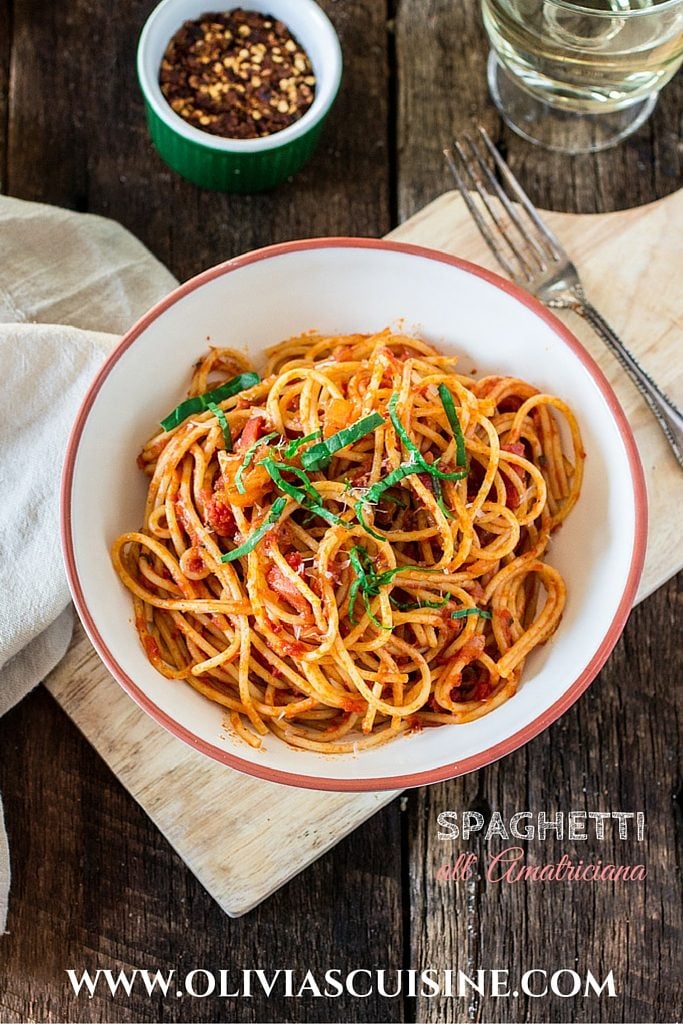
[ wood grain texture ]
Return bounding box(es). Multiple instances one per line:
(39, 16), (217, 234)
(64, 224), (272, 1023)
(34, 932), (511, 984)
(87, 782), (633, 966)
(0, 0), (681, 1021)
(0, 0), (9, 193)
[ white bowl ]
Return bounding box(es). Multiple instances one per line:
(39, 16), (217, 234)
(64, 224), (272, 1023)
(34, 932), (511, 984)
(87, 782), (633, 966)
(61, 240), (647, 791)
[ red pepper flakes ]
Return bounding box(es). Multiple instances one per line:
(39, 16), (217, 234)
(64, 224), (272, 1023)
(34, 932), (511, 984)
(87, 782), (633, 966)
(159, 8), (316, 140)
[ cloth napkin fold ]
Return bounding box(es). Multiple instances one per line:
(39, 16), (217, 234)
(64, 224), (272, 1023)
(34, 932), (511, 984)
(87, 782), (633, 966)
(0, 195), (176, 933)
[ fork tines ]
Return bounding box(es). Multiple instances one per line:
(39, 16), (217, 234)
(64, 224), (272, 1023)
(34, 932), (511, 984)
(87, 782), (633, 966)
(444, 126), (562, 285)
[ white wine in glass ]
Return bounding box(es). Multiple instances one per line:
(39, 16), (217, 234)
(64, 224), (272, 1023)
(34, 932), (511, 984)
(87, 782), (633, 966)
(482, 0), (683, 151)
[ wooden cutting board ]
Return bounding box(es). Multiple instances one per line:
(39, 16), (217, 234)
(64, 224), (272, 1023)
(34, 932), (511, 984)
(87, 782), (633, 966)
(45, 189), (683, 917)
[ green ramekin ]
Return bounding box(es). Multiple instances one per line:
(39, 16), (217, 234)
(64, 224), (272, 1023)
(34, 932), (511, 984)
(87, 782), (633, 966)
(137, 0), (343, 193)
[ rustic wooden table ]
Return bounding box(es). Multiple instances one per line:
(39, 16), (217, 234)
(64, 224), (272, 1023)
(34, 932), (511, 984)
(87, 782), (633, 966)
(0, 2), (681, 1022)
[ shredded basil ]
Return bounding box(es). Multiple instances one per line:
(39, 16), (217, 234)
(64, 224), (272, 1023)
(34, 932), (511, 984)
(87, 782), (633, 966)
(160, 372), (260, 431)
(207, 402), (233, 452)
(451, 607), (492, 620)
(284, 430), (322, 459)
(437, 383), (467, 469)
(219, 497), (287, 563)
(374, 564), (440, 588)
(382, 492), (408, 509)
(365, 457), (423, 504)
(355, 503), (388, 543)
(432, 474), (454, 520)
(388, 392), (467, 483)
(347, 544), (440, 626)
(352, 391), (466, 538)
(347, 547), (389, 630)
(354, 457), (423, 538)
(361, 590), (390, 631)
(262, 458), (345, 527)
(347, 546), (371, 626)
(301, 413), (384, 472)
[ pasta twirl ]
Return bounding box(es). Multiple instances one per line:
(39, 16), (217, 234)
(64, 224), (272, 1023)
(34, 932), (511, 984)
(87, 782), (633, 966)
(112, 329), (584, 753)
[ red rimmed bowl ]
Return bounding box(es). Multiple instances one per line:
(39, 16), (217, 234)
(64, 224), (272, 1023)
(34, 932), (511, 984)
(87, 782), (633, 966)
(61, 239), (646, 791)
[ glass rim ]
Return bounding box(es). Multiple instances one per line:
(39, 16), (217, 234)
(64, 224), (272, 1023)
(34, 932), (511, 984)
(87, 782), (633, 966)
(545, 0), (683, 16)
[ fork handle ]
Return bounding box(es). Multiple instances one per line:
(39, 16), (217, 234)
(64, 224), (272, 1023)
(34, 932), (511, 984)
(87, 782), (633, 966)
(559, 287), (683, 470)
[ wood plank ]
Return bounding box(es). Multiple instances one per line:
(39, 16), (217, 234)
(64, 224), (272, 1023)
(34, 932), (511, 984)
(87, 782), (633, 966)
(0, 0), (9, 193)
(395, 0), (498, 222)
(396, 3), (683, 1023)
(0, 1), (401, 1022)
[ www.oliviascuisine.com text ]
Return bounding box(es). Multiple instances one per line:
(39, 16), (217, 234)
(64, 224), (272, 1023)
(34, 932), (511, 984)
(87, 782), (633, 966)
(66, 966), (617, 1000)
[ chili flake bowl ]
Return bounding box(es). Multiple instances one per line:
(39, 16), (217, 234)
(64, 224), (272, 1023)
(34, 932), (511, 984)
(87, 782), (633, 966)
(61, 239), (646, 792)
(137, 0), (342, 192)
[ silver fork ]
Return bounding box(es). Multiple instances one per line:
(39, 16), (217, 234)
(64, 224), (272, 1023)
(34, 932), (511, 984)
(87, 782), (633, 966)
(444, 126), (683, 470)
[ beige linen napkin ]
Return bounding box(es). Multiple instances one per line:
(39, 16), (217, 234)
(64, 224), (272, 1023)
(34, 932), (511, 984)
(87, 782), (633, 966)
(0, 195), (176, 932)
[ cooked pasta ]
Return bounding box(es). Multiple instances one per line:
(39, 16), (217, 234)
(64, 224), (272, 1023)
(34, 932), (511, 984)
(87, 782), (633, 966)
(111, 329), (584, 753)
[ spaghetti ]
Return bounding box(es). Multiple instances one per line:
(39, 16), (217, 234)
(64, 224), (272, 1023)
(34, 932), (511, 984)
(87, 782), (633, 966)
(112, 329), (584, 753)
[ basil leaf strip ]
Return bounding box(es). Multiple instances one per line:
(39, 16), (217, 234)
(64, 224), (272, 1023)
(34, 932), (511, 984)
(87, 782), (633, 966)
(388, 392), (467, 483)
(354, 457), (422, 539)
(347, 544), (440, 624)
(451, 608), (492, 620)
(219, 497), (287, 563)
(362, 590), (391, 631)
(160, 372), (260, 432)
(235, 432), (280, 495)
(348, 546), (375, 625)
(432, 474), (454, 520)
(426, 459), (468, 482)
(437, 383), (467, 468)
(352, 389), (467, 538)
(382, 492), (408, 509)
(355, 503), (388, 543)
(207, 402), (233, 452)
(284, 430), (322, 459)
(387, 392), (423, 459)
(364, 457), (422, 504)
(262, 458), (345, 527)
(301, 413), (384, 472)
(347, 547), (382, 627)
